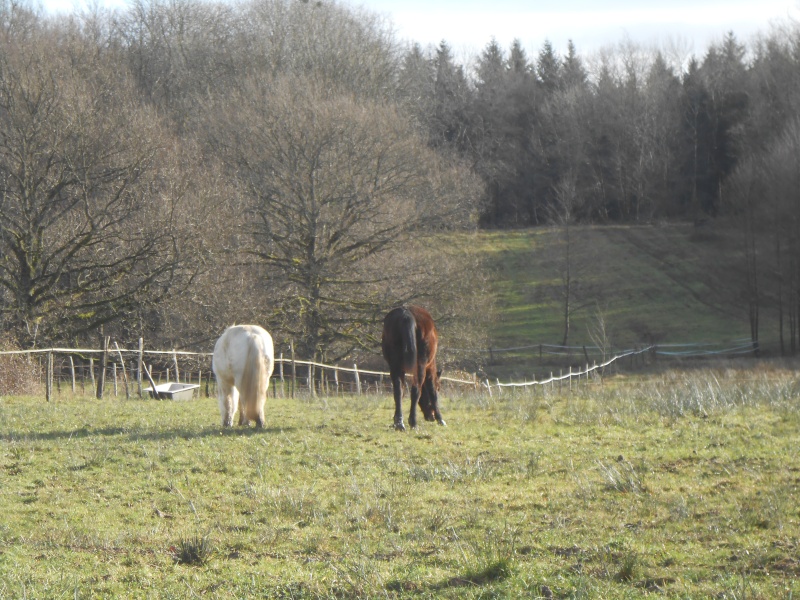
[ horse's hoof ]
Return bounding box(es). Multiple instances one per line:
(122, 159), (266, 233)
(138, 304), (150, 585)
(437, 419), (447, 427)
(394, 422), (406, 431)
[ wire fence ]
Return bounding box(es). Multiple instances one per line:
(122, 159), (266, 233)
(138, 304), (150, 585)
(456, 338), (757, 362)
(0, 337), (759, 401)
(0, 343), (477, 401)
(483, 346), (653, 395)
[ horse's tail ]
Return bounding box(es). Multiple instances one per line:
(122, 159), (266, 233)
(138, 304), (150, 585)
(240, 337), (269, 420)
(400, 310), (418, 373)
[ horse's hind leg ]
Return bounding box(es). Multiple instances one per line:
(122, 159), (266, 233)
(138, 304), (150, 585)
(254, 397), (266, 429)
(423, 377), (446, 426)
(218, 380), (238, 428)
(391, 373), (405, 431)
(408, 362), (427, 429)
(408, 384), (424, 429)
(408, 383), (420, 429)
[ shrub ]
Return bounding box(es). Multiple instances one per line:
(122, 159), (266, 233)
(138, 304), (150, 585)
(0, 341), (41, 396)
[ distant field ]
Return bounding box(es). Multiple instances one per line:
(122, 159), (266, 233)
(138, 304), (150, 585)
(2, 368), (799, 599)
(473, 223), (764, 379)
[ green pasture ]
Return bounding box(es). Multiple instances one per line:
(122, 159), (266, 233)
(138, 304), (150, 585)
(2, 368), (799, 598)
(476, 224), (760, 379)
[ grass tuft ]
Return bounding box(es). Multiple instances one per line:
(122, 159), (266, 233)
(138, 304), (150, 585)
(173, 534), (214, 566)
(447, 557), (515, 587)
(471, 557), (514, 583)
(597, 458), (645, 494)
(612, 552), (639, 583)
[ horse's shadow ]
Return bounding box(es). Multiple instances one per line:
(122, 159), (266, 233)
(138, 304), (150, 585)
(3, 425), (295, 443)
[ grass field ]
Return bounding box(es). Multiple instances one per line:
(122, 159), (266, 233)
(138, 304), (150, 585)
(474, 223), (764, 380)
(2, 367), (799, 598)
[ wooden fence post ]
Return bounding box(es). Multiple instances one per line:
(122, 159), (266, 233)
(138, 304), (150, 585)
(46, 351), (53, 402)
(290, 341), (296, 399)
(279, 352), (284, 397)
(353, 363), (361, 395)
(310, 354), (316, 397)
(137, 338), (144, 398)
(96, 336), (110, 399)
(172, 350), (179, 383)
(113, 363), (118, 396)
(114, 342), (130, 400)
(319, 356), (326, 396)
(69, 356), (76, 395)
(143, 364), (160, 399)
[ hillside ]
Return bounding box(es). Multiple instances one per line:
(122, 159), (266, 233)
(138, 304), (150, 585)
(471, 223), (765, 379)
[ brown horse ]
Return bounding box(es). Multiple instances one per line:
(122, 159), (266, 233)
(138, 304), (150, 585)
(381, 305), (446, 430)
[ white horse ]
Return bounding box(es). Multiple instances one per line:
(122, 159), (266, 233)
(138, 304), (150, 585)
(212, 325), (275, 428)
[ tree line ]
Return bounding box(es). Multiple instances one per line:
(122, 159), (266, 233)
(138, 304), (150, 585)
(0, 0), (798, 361)
(407, 30), (800, 228)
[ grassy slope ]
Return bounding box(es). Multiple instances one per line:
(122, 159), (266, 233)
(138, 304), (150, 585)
(474, 223), (761, 379)
(1, 374), (799, 598)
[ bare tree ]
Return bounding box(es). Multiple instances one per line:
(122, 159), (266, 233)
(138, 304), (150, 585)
(767, 121), (800, 353)
(239, 0), (399, 98)
(546, 173), (599, 348)
(115, 0), (240, 127)
(587, 303), (612, 365)
(0, 18), (198, 346)
(726, 155), (767, 354)
(550, 176), (577, 346)
(203, 75), (481, 358)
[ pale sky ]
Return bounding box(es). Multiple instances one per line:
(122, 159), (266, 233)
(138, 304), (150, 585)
(39, 0), (800, 58)
(352, 0), (800, 56)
